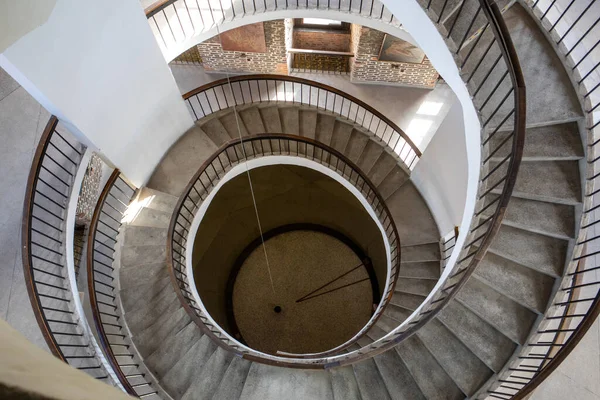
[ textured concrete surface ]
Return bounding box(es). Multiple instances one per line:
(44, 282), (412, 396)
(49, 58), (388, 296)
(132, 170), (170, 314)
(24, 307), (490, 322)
(0, 67), (50, 351)
(233, 230), (372, 355)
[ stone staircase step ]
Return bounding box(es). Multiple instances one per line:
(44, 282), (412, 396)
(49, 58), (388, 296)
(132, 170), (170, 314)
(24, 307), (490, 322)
(398, 261), (440, 280)
(212, 356), (253, 400)
(299, 109), (317, 138)
(345, 129), (371, 164)
(200, 118), (233, 146)
(417, 319), (493, 396)
(400, 242), (441, 263)
(387, 183), (440, 246)
(145, 321), (201, 378)
(352, 358), (392, 400)
(181, 347), (234, 400)
(240, 364), (334, 400)
(377, 167), (409, 201)
(475, 251), (555, 313)
(279, 107), (300, 134)
(121, 244), (166, 268)
(357, 139), (384, 175)
(119, 261), (167, 290)
(367, 151), (397, 187)
(383, 304), (413, 325)
(437, 300), (516, 373)
(239, 107), (266, 134)
(123, 226), (168, 247)
(329, 365), (362, 400)
(373, 344), (427, 400)
(126, 207), (171, 229)
(489, 224), (568, 277)
(135, 187), (178, 214)
(259, 105), (283, 133)
(161, 335), (218, 399)
(220, 110), (249, 138)
(509, 160), (582, 205)
(395, 278), (436, 297)
(136, 307), (191, 357)
(329, 120), (353, 154)
(396, 335), (464, 400)
(315, 113), (336, 146)
(390, 292), (427, 311)
(456, 277), (537, 345)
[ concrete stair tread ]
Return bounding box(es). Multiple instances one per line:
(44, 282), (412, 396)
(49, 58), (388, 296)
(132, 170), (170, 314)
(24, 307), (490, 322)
(239, 107), (266, 134)
(489, 122), (583, 160)
(475, 251), (556, 314)
(146, 125), (218, 197)
(396, 335), (464, 400)
(315, 113), (336, 146)
(376, 314), (402, 334)
(125, 207), (171, 229)
(377, 167), (410, 201)
(395, 279), (437, 297)
(417, 319), (493, 396)
(211, 356), (253, 400)
(145, 321), (202, 378)
(383, 304), (414, 326)
(400, 242), (441, 262)
(220, 111), (249, 138)
(125, 286), (179, 334)
(119, 261), (167, 291)
(437, 300), (516, 373)
(456, 277), (537, 345)
(329, 365), (362, 400)
(329, 120), (354, 154)
(239, 363), (334, 400)
(120, 274), (171, 312)
(135, 305), (190, 357)
(123, 225), (168, 247)
(259, 105), (283, 133)
(365, 323), (388, 341)
(367, 151), (398, 188)
(121, 244), (166, 268)
(161, 335), (218, 398)
(507, 160), (582, 204)
(136, 187), (178, 214)
(488, 224), (568, 277)
(390, 292), (427, 311)
(279, 107), (300, 134)
(398, 261), (441, 280)
(483, 195), (576, 239)
(373, 349), (426, 400)
(352, 358), (392, 400)
(200, 118), (234, 146)
(299, 109), (317, 138)
(387, 182), (440, 246)
(181, 347), (234, 400)
(345, 129), (371, 164)
(357, 139), (384, 175)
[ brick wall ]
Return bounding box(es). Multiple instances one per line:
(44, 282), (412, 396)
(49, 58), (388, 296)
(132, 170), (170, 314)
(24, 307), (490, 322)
(350, 24), (439, 88)
(293, 29), (351, 52)
(197, 21), (288, 74)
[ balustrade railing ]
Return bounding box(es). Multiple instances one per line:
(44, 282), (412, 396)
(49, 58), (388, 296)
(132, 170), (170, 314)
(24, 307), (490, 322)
(167, 133), (401, 366)
(87, 170), (164, 398)
(22, 116), (113, 381)
(183, 75), (421, 170)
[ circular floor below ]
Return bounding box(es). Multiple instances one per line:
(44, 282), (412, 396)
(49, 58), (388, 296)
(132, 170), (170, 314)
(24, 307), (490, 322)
(231, 229), (374, 355)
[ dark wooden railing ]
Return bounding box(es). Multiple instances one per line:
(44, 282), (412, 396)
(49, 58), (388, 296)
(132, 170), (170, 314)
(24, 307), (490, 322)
(87, 170), (163, 398)
(182, 75), (421, 170)
(167, 133), (401, 366)
(22, 116), (112, 381)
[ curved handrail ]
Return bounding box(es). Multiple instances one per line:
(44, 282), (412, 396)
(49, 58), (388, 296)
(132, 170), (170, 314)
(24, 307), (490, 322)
(166, 0), (526, 368)
(21, 116), (112, 380)
(485, 1), (600, 398)
(182, 74), (421, 170)
(87, 170), (164, 398)
(167, 133), (402, 365)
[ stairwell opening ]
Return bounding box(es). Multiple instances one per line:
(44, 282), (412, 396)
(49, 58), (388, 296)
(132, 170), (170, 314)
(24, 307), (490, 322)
(190, 164), (388, 355)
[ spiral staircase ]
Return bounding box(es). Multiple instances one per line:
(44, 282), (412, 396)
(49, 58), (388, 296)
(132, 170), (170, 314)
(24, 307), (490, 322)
(11, 0), (600, 399)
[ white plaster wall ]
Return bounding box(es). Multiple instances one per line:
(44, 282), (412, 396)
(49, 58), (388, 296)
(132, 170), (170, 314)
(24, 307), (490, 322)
(0, 0), (193, 187)
(412, 101), (468, 234)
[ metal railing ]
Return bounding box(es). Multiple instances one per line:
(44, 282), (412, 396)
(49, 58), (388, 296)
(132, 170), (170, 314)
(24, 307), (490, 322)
(165, 0), (525, 368)
(290, 50), (353, 74)
(167, 133), (401, 366)
(481, 1), (600, 398)
(183, 75), (422, 170)
(145, 0), (399, 56)
(22, 116), (112, 381)
(87, 170), (163, 398)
